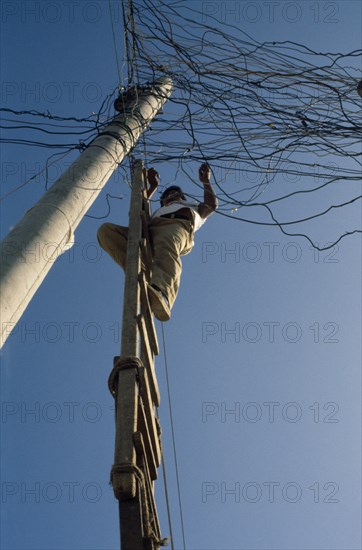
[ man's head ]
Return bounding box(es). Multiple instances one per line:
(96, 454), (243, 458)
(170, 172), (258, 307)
(160, 185), (186, 206)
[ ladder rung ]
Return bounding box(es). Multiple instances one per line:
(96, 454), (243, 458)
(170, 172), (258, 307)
(136, 401), (158, 479)
(138, 366), (161, 467)
(138, 273), (159, 356)
(133, 431), (162, 539)
(138, 315), (160, 407)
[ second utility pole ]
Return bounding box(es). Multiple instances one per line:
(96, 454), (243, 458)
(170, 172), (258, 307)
(0, 77), (172, 348)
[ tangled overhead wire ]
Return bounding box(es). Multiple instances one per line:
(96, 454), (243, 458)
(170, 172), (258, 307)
(1, 0), (361, 250)
(123, 0), (362, 250)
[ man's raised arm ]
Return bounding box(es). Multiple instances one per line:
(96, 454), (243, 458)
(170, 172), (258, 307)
(198, 163), (218, 219)
(145, 167), (160, 199)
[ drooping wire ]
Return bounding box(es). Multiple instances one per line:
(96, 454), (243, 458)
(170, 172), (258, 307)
(0, 148), (75, 202)
(125, 0), (362, 251)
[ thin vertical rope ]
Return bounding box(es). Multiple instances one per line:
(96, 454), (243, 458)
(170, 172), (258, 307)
(156, 408), (175, 550)
(161, 323), (187, 550)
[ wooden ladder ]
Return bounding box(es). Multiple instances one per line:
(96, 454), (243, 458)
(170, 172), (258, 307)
(109, 159), (166, 550)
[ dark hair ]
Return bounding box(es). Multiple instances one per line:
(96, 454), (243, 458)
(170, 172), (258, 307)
(160, 185), (185, 206)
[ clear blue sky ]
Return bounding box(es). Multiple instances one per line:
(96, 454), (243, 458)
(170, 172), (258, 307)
(1, 1), (361, 549)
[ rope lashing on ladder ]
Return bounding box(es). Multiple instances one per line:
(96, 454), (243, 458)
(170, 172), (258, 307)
(110, 462), (168, 547)
(108, 355), (142, 397)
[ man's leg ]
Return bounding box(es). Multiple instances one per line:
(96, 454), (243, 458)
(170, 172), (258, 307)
(149, 218), (194, 311)
(97, 223), (128, 270)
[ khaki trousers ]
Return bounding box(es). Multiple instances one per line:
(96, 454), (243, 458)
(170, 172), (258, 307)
(97, 217), (194, 309)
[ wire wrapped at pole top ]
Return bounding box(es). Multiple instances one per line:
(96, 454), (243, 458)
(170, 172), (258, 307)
(114, 77), (173, 112)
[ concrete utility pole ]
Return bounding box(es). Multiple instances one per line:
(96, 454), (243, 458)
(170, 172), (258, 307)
(108, 159), (165, 549)
(0, 77), (172, 348)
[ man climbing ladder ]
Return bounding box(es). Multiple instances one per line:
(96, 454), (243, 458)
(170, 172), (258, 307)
(97, 163), (218, 321)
